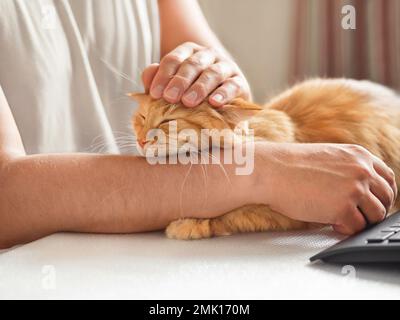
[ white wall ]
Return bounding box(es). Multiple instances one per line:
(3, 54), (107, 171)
(199, 0), (293, 102)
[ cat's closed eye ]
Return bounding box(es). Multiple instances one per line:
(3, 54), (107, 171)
(158, 119), (171, 127)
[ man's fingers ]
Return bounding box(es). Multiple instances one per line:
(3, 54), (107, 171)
(142, 63), (159, 93)
(334, 206), (367, 235)
(358, 192), (387, 224)
(333, 224), (351, 235)
(369, 173), (395, 213)
(373, 159), (397, 206)
(163, 49), (216, 103)
(182, 61), (236, 107)
(209, 76), (246, 107)
(150, 43), (199, 99)
(144, 42), (251, 107)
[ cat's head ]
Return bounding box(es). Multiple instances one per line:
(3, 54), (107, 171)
(129, 93), (261, 156)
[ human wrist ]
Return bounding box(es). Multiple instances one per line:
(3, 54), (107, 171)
(250, 142), (285, 205)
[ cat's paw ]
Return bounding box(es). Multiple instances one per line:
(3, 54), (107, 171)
(166, 218), (213, 240)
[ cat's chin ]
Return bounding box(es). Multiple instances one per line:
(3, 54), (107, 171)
(139, 144), (180, 158)
(138, 143), (210, 162)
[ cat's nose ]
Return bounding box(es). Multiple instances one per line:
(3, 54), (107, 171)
(138, 140), (146, 148)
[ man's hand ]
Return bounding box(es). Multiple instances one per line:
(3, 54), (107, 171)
(141, 42), (251, 107)
(256, 143), (398, 235)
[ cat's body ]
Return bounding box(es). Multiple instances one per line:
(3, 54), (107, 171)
(132, 78), (400, 240)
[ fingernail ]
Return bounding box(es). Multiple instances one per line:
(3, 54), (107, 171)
(184, 91), (198, 105)
(165, 87), (181, 100)
(152, 85), (164, 98)
(211, 93), (224, 103)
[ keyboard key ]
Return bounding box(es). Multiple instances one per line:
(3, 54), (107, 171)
(367, 232), (395, 243)
(388, 233), (400, 243)
(381, 227), (400, 233)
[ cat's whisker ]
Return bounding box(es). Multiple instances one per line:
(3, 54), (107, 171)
(200, 161), (209, 206)
(179, 162), (193, 219)
(191, 150), (209, 208)
(109, 96), (131, 106)
(87, 130), (138, 154)
(110, 131), (138, 150)
(112, 131), (136, 138)
(99, 57), (140, 86)
(87, 138), (110, 153)
(113, 135), (135, 139)
(113, 138), (137, 144)
(200, 149), (232, 187)
(114, 143), (138, 148)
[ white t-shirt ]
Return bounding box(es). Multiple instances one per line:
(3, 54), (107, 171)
(0, 0), (160, 154)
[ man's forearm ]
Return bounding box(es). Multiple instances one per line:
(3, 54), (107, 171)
(0, 86), (25, 161)
(158, 0), (224, 57)
(0, 85), (262, 249)
(0, 153), (259, 248)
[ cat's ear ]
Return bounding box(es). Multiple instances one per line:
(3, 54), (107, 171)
(219, 98), (262, 127)
(127, 92), (151, 105)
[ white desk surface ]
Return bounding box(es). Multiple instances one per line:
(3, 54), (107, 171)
(1, 228), (400, 299)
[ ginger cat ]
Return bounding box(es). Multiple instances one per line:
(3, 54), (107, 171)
(131, 78), (400, 240)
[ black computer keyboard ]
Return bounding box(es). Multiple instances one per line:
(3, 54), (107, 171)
(310, 210), (400, 264)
